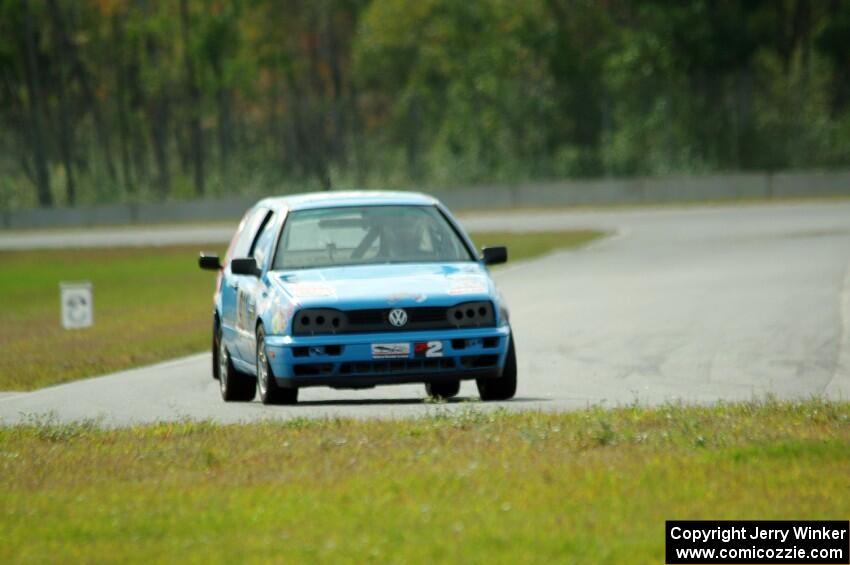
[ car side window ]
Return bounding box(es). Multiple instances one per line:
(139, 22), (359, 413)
(250, 212), (278, 271)
(231, 208), (270, 259)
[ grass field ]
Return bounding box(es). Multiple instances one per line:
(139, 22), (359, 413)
(1, 399), (847, 563)
(0, 229), (604, 391)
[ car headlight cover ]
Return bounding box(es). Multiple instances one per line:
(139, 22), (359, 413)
(292, 308), (345, 335)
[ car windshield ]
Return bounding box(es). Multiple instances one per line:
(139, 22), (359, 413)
(273, 205), (475, 270)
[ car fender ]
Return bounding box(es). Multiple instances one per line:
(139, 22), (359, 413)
(256, 276), (299, 338)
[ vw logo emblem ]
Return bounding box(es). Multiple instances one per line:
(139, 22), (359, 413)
(388, 308), (408, 327)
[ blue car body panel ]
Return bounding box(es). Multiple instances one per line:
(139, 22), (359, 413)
(214, 191), (511, 388)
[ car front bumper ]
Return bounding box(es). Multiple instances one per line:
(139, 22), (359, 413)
(264, 325), (511, 388)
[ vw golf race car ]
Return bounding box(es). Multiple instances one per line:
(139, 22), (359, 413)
(198, 191), (517, 404)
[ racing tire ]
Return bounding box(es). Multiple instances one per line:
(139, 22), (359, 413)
(218, 327), (256, 402)
(256, 327), (299, 405)
(212, 318), (220, 380)
(425, 380), (461, 399)
(476, 334), (517, 401)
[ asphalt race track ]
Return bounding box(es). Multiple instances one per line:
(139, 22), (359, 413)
(2, 201), (849, 425)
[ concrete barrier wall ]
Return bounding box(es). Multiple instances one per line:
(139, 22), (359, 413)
(3, 169), (849, 229)
(0, 197), (258, 230)
(769, 170), (850, 198)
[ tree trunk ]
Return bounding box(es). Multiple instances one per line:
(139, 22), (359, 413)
(406, 95), (421, 181)
(212, 57), (232, 177)
(288, 73), (331, 190)
(272, 77), (296, 175)
(22, 0), (52, 207)
(52, 66), (76, 205)
(126, 37), (149, 186)
(46, 0), (117, 185)
(113, 13), (134, 194)
(49, 9), (76, 205)
(180, 0), (205, 195)
(145, 37), (171, 197)
(347, 82), (367, 184)
(322, 8), (346, 168)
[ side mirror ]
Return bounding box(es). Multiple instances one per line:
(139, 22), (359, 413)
(198, 253), (222, 271)
(481, 246), (507, 265)
(230, 257), (260, 277)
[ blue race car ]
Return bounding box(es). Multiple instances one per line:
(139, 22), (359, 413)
(198, 191), (516, 405)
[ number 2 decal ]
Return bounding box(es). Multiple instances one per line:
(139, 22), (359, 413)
(425, 341), (443, 358)
(414, 341), (444, 358)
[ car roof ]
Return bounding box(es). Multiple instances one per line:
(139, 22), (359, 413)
(256, 190), (439, 212)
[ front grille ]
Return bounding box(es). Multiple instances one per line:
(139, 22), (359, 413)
(339, 358), (455, 375)
(345, 306), (454, 333)
(292, 301), (496, 336)
(346, 309), (383, 325)
(291, 355), (498, 378)
(293, 363), (334, 376)
(409, 307), (450, 322)
(459, 355), (498, 369)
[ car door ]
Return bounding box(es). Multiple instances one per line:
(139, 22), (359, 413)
(234, 210), (280, 362)
(220, 207), (271, 362)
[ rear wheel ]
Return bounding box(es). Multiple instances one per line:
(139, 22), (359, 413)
(218, 327), (256, 402)
(476, 334), (517, 401)
(256, 327), (298, 405)
(425, 380), (460, 399)
(212, 317), (220, 380)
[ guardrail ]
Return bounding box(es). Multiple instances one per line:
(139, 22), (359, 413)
(2, 169), (849, 229)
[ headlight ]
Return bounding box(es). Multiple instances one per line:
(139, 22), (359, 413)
(292, 308), (345, 335)
(447, 301), (495, 328)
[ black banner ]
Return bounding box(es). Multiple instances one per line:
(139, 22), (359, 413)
(666, 520), (849, 564)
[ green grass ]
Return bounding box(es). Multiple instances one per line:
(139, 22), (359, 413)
(0, 400), (847, 563)
(0, 245), (224, 391)
(470, 230), (603, 261)
(0, 230), (605, 391)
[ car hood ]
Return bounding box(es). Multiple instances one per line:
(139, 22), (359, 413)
(269, 262), (494, 308)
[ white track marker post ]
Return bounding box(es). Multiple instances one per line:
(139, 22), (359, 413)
(60, 282), (93, 329)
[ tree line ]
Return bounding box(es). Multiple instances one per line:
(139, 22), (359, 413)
(1, 0), (849, 209)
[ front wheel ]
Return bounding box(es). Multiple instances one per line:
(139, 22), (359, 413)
(476, 334), (517, 401)
(218, 327), (256, 402)
(256, 327), (299, 405)
(425, 380), (460, 399)
(212, 317), (221, 380)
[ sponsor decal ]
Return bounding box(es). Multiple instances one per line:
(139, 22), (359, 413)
(448, 275), (488, 296)
(371, 343), (410, 359)
(288, 282), (336, 298)
(271, 303), (293, 334)
(449, 284), (487, 295)
(386, 292), (427, 304)
(414, 341), (444, 358)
